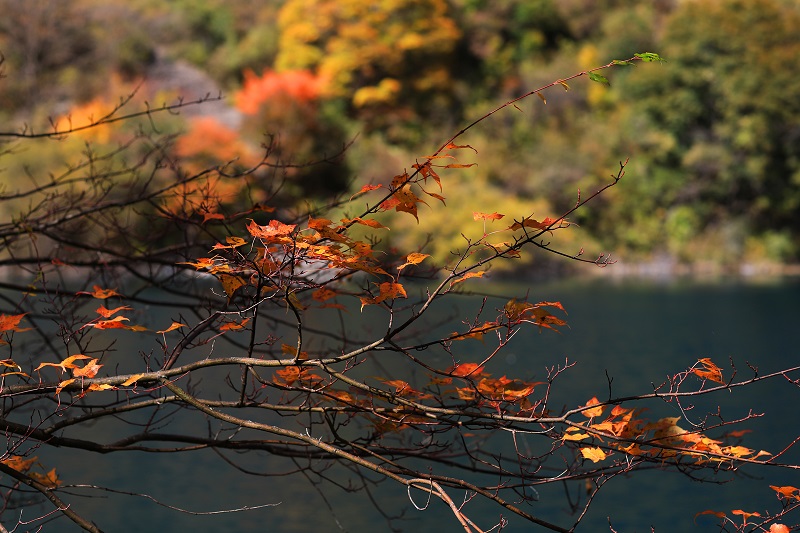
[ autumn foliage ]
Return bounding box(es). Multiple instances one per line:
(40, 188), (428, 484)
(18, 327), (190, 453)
(1, 51), (799, 533)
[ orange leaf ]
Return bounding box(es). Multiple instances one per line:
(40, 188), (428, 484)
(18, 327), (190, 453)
(695, 510), (726, 522)
(274, 366), (305, 386)
(770, 485), (800, 500)
(29, 468), (60, 488)
(444, 142), (477, 153)
(213, 236), (248, 250)
(219, 318), (251, 331)
(55, 378), (76, 394)
(693, 358), (724, 384)
(36, 354), (92, 373)
(380, 281), (407, 298)
(312, 288), (337, 302)
(86, 383), (115, 393)
(247, 219), (297, 240)
(71, 358), (102, 378)
(157, 322), (187, 334)
(473, 212), (504, 221)
(121, 374), (145, 387)
(0, 313), (31, 333)
(509, 216), (557, 232)
(723, 445), (755, 458)
(96, 306), (132, 318)
(449, 363), (486, 378)
(353, 183), (382, 196)
(360, 282), (408, 309)
(731, 510), (761, 524)
(201, 212), (225, 224)
(582, 397), (605, 418)
(450, 321), (501, 341)
(377, 378), (428, 398)
(218, 274), (247, 300)
(80, 285), (121, 299)
(307, 217), (334, 230)
(770, 525), (790, 533)
(342, 216), (388, 229)
(0, 359), (21, 370)
(397, 253), (429, 272)
(1, 455), (38, 473)
(179, 258), (215, 270)
(327, 390), (355, 404)
(449, 271), (485, 288)
(580, 447), (608, 463)
(86, 316), (131, 330)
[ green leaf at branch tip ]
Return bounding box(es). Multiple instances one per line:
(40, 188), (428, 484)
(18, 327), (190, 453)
(588, 72), (610, 86)
(634, 52), (665, 63)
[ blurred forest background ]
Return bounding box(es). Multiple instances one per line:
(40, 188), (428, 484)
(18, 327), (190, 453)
(2, 0), (799, 276)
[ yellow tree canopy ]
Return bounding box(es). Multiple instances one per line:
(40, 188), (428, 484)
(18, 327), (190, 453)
(276, 0), (461, 108)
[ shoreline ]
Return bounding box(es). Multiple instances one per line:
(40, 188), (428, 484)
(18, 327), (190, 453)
(585, 259), (800, 281)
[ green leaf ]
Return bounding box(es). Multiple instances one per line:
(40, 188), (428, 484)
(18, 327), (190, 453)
(588, 72), (610, 86)
(634, 52), (665, 63)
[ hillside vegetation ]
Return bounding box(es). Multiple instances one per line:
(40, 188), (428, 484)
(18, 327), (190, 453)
(2, 0), (799, 272)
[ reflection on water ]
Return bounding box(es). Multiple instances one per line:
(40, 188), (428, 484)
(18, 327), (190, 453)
(37, 277), (800, 532)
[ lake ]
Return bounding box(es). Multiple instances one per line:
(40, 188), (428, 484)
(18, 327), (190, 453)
(33, 275), (800, 532)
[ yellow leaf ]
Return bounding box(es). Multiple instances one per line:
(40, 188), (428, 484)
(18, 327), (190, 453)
(580, 447), (607, 463)
(562, 432), (591, 442)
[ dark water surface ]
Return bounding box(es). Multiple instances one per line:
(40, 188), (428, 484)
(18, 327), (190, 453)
(37, 277), (800, 532)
